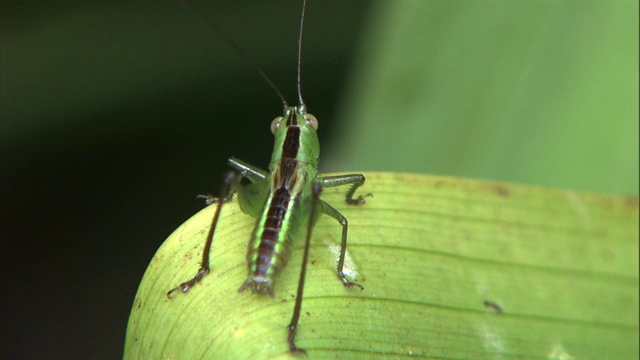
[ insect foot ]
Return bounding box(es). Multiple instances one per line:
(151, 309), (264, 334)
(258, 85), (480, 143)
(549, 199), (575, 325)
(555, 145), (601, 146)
(353, 192), (373, 205)
(288, 324), (308, 356)
(339, 271), (364, 291)
(166, 267), (209, 299)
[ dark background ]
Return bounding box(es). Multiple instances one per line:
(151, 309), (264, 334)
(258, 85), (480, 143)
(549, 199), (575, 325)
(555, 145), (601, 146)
(1, 1), (371, 358)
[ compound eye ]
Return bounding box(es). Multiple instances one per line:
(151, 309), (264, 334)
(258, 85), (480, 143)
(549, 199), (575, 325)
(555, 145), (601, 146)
(270, 117), (283, 134)
(305, 114), (318, 130)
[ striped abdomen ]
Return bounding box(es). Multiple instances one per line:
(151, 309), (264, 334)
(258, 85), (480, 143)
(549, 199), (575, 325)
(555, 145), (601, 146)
(238, 183), (301, 297)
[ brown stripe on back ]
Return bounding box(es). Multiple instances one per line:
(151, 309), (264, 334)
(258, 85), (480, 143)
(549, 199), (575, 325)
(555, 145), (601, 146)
(279, 158), (297, 185)
(255, 187), (291, 274)
(281, 127), (300, 159)
(286, 109), (298, 126)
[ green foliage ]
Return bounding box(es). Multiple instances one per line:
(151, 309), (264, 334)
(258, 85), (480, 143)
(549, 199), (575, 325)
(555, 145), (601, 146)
(124, 2), (638, 358)
(325, 1), (638, 195)
(125, 173), (638, 359)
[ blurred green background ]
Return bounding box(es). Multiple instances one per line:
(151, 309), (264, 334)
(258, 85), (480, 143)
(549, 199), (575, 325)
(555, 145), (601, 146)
(1, 1), (637, 359)
(326, 0), (638, 195)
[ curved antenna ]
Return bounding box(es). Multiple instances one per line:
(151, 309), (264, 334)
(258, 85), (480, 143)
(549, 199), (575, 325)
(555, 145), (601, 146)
(182, 0), (288, 108)
(296, 0), (307, 108)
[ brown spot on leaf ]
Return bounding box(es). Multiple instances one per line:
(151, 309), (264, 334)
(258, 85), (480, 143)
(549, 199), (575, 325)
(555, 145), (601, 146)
(493, 184), (510, 197)
(625, 196), (639, 210)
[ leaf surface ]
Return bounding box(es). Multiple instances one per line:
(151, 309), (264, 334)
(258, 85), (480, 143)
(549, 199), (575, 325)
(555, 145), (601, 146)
(125, 172), (639, 359)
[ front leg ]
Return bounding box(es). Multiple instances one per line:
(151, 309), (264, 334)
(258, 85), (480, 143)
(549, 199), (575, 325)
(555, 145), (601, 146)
(321, 200), (364, 290)
(167, 158), (269, 298)
(228, 157), (268, 182)
(166, 171), (238, 298)
(321, 174), (371, 205)
(227, 157), (270, 218)
(194, 157), (264, 205)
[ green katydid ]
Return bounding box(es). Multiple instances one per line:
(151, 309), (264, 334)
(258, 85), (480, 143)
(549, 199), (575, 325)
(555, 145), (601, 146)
(168, 0), (370, 354)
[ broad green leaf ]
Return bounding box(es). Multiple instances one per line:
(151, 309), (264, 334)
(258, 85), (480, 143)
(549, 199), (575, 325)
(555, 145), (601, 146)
(326, 0), (639, 195)
(125, 172), (638, 359)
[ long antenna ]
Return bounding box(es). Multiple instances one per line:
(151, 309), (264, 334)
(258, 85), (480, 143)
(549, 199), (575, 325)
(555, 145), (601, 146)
(182, 0), (288, 108)
(296, 0), (307, 108)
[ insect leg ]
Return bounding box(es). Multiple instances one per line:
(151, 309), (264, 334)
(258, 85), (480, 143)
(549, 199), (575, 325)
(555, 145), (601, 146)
(228, 156), (268, 182)
(228, 157), (270, 218)
(288, 180), (323, 355)
(193, 158), (265, 205)
(321, 174), (371, 205)
(166, 171), (237, 298)
(320, 174), (369, 289)
(320, 200), (364, 290)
